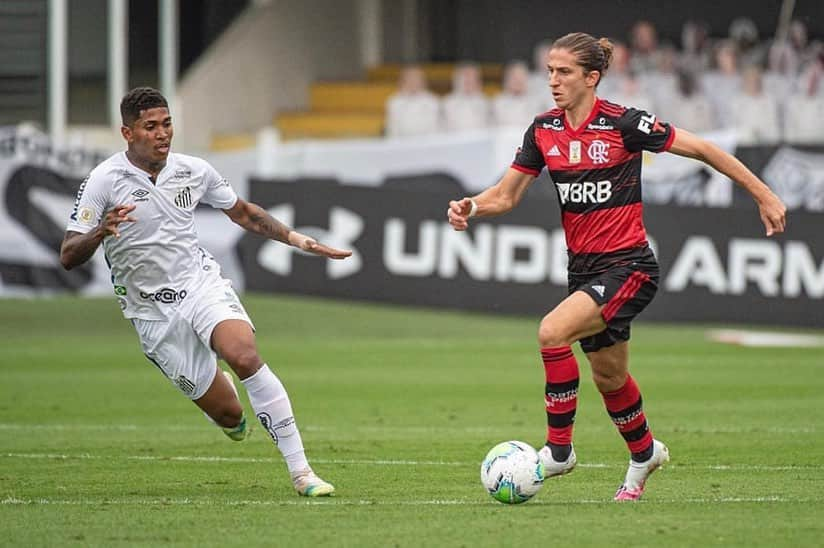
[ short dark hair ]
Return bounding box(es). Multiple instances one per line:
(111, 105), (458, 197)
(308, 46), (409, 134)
(120, 87), (168, 126)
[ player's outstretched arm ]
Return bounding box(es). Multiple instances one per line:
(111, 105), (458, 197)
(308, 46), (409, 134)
(668, 129), (787, 236)
(223, 198), (352, 259)
(447, 168), (535, 231)
(60, 204), (137, 270)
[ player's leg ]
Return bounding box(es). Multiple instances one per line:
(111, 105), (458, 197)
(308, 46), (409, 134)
(131, 315), (248, 440)
(193, 368), (250, 441)
(210, 318), (334, 497)
(586, 342), (669, 501)
(580, 263), (668, 501)
(536, 290), (606, 476)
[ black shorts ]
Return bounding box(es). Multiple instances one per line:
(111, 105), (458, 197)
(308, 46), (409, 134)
(568, 256), (659, 353)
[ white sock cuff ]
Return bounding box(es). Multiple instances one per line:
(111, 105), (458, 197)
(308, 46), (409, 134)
(241, 363), (277, 393)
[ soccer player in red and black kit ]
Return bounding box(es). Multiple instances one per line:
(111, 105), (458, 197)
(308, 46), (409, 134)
(447, 32), (786, 501)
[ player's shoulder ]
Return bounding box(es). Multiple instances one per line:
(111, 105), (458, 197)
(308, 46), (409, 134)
(597, 98), (650, 130)
(533, 107), (565, 131)
(85, 152), (129, 185)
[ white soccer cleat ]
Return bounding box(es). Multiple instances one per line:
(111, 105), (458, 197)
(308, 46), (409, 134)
(538, 444), (577, 478)
(614, 439), (669, 501)
(292, 469), (335, 497)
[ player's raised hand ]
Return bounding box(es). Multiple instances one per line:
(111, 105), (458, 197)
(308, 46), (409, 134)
(447, 197), (475, 231)
(289, 232), (352, 259)
(758, 192), (787, 237)
(101, 204), (137, 238)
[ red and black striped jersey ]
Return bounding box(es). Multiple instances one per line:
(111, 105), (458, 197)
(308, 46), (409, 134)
(512, 98), (675, 273)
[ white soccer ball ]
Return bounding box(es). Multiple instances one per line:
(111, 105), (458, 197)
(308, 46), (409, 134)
(480, 440), (545, 504)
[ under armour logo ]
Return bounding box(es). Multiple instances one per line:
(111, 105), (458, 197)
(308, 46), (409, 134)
(587, 140), (609, 164)
(256, 412), (295, 444)
(257, 204), (363, 279)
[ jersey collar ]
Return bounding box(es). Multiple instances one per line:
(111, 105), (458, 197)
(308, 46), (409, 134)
(121, 151), (175, 184)
(564, 97), (602, 135)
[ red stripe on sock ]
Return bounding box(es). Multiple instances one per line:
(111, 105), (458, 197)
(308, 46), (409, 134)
(601, 375), (653, 454)
(542, 346), (579, 445)
(547, 425), (575, 446)
(541, 346), (578, 382)
(602, 375), (641, 412)
(602, 271), (650, 322)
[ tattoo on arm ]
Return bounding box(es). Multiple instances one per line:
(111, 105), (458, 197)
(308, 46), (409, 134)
(246, 203), (292, 243)
(60, 230), (104, 270)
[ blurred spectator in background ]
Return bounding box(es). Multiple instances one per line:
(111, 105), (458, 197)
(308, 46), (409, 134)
(680, 20), (713, 73)
(796, 43), (824, 98)
(442, 63), (491, 132)
(784, 47), (824, 144)
(659, 68), (716, 133)
(528, 40), (554, 111)
(385, 65), (441, 137)
(598, 41), (631, 99)
(729, 17), (767, 68)
(768, 19), (811, 80)
(640, 44), (678, 115)
(605, 70), (656, 113)
(629, 20), (661, 74)
(730, 66), (781, 145)
(493, 61), (542, 127)
(703, 41), (741, 128)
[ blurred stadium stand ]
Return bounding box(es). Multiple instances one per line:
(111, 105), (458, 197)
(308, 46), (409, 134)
(3, 1), (822, 148)
(0, 1), (47, 127)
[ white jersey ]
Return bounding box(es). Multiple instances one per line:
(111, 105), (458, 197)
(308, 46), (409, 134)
(66, 151), (238, 320)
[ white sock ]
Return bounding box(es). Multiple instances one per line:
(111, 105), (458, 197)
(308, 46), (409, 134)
(241, 364), (310, 476)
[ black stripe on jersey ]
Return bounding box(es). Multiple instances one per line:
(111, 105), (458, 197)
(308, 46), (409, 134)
(548, 156), (642, 214)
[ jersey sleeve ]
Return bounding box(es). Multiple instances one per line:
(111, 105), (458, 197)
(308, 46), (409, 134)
(66, 171), (112, 234)
(200, 162), (238, 209)
(511, 122), (545, 175)
(618, 107), (676, 153)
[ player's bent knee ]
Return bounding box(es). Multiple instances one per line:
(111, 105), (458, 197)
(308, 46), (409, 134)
(223, 347), (263, 378)
(538, 321), (569, 348)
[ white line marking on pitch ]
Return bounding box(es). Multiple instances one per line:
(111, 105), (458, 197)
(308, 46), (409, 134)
(2, 453), (822, 472)
(1, 496), (811, 507)
(0, 423), (817, 435)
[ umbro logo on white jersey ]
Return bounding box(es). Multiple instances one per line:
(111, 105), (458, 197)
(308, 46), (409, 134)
(592, 285), (606, 297)
(547, 145), (561, 157)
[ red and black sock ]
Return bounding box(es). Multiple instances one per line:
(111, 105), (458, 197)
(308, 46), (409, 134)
(541, 346), (579, 462)
(600, 375), (654, 462)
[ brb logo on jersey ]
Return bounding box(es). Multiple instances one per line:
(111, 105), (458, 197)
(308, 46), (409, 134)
(587, 140), (610, 164)
(556, 180), (612, 205)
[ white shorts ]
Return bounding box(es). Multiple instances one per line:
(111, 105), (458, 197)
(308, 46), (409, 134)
(132, 274), (253, 400)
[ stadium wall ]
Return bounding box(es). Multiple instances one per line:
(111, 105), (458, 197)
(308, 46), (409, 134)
(178, 0), (363, 151)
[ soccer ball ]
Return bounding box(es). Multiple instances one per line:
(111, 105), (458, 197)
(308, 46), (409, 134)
(480, 440), (545, 504)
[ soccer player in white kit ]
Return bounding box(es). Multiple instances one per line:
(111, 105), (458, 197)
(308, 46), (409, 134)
(60, 87), (350, 497)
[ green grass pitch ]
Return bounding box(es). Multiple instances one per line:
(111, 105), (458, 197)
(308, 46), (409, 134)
(1, 294), (822, 547)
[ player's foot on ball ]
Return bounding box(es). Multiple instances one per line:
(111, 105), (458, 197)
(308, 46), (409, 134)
(292, 469), (335, 497)
(538, 444), (577, 477)
(614, 439), (669, 501)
